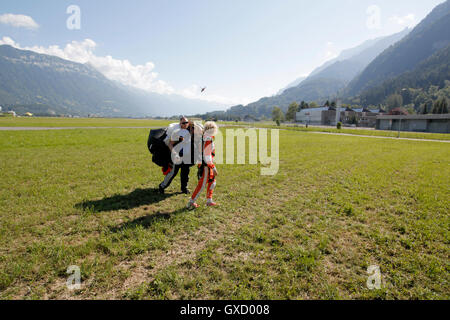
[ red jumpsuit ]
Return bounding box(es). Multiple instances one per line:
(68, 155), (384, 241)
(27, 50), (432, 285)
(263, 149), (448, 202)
(190, 136), (216, 203)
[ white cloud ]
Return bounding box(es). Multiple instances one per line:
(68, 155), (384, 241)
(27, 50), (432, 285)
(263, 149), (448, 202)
(0, 36), (16, 46)
(0, 13), (39, 29)
(389, 13), (416, 27)
(0, 36), (240, 105)
(1, 37), (175, 95)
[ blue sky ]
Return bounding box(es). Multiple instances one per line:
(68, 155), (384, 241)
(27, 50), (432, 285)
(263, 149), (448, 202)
(0, 0), (445, 107)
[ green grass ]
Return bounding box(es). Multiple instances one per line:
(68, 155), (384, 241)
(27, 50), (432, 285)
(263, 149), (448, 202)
(230, 121), (450, 141)
(2, 117), (449, 141)
(0, 126), (449, 299)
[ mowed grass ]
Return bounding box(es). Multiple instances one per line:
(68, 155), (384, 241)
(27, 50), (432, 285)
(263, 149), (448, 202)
(2, 117), (449, 141)
(0, 127), (449, 299)
(231, 122), (450, 141)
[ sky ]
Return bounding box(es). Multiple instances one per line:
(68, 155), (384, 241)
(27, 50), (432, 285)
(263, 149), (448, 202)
(0, 0), (445, 108)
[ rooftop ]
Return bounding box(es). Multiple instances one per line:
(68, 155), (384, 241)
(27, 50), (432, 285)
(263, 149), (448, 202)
(377, 114), (450, 120)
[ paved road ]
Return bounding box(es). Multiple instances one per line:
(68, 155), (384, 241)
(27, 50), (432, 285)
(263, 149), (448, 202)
(0, 126), (158, 131)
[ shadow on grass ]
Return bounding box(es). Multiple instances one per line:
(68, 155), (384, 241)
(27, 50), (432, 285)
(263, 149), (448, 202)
(75, 188), (180, 213)
(109, 207), (188, 232)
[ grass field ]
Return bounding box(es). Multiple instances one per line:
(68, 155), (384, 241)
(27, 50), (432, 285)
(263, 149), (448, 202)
(0, 123), (449, 299)
(1, 117), (449, 142)
(226, 121), (450, 141)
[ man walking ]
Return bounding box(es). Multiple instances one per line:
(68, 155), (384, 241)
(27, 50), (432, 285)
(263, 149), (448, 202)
(159, 116), (193, 194)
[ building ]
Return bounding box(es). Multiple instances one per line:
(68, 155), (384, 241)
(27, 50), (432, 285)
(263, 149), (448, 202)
(376, 114), (450, 133)
(296, 107), (383, 127)
(352, 108), (384, 127)
(296, 107), (329, 125)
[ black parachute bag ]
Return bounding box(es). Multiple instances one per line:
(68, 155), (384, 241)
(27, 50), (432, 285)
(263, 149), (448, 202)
(147, 128), (171, 168)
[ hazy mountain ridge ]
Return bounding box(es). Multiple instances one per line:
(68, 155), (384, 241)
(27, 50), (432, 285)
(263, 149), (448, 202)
(215, 28), (410, 119)
(359, 44), (450, 106)
(344, 0), (450, 97)
(0, 45), (226, 117)
(0, 45), (143, 116)
(276, 32), (409, 96)
(277, 76), (307, 95)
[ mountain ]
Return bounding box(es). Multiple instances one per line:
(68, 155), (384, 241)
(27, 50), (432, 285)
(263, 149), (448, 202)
(359, 44), (450, 107)
(112, 82), (227, 117)
(0, 45), (226, 117)
(308, 36), (392, 78)
(344, 0), (450, 97)
(0, 45), (142, 116)
(286, 28), (410, 98)
(277, 76), (307, 95)
(269, 29), (399, 96)
(215, 29), (409, 119)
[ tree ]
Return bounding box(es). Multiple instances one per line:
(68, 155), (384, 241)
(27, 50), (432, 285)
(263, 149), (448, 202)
(443, 98), (449, 114)
(309, 102), (318, 108)
(331, 101), (336, 107)
(432, 97), (449, 114)
(386, 94), (403, 111)
(432, 100), (441, 114)
(300, 101), (308, 109)
(272, 106), (285, 122)
(285, 102), (299, 121)
(324, 100), (330, 107)
(421, 103), (429, 114)
(405, 105), (416, 115)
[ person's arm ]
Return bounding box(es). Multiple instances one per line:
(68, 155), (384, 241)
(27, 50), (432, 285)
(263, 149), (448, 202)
(203, 139), (217, 176)
(168, 128), (185, 151)
(168, 140), (176, 151)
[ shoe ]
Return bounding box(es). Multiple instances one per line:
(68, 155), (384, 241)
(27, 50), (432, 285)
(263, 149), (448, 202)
(159, 185), (165, 194)
(206, 202), (218, 207)
(187, 202), (199, 210)
(181, 188), (191, 195)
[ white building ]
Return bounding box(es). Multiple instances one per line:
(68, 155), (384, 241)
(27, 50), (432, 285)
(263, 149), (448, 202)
(296, 107), (329, 125)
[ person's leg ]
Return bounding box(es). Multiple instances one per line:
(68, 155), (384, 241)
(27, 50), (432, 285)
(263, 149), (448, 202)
(180, 164), (190, 193)
(160, 164), (180, 190)
(206, 179), (217, 206)
(188, 166), (208, 205)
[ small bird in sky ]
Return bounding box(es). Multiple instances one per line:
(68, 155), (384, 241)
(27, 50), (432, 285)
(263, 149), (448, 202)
(201, 87), (207, 93)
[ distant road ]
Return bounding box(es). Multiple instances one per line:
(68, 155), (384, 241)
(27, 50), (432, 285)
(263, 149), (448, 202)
(0, 125), (241, 130)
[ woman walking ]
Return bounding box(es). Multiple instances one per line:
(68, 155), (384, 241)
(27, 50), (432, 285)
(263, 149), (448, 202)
(187, 121), (219, 209)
